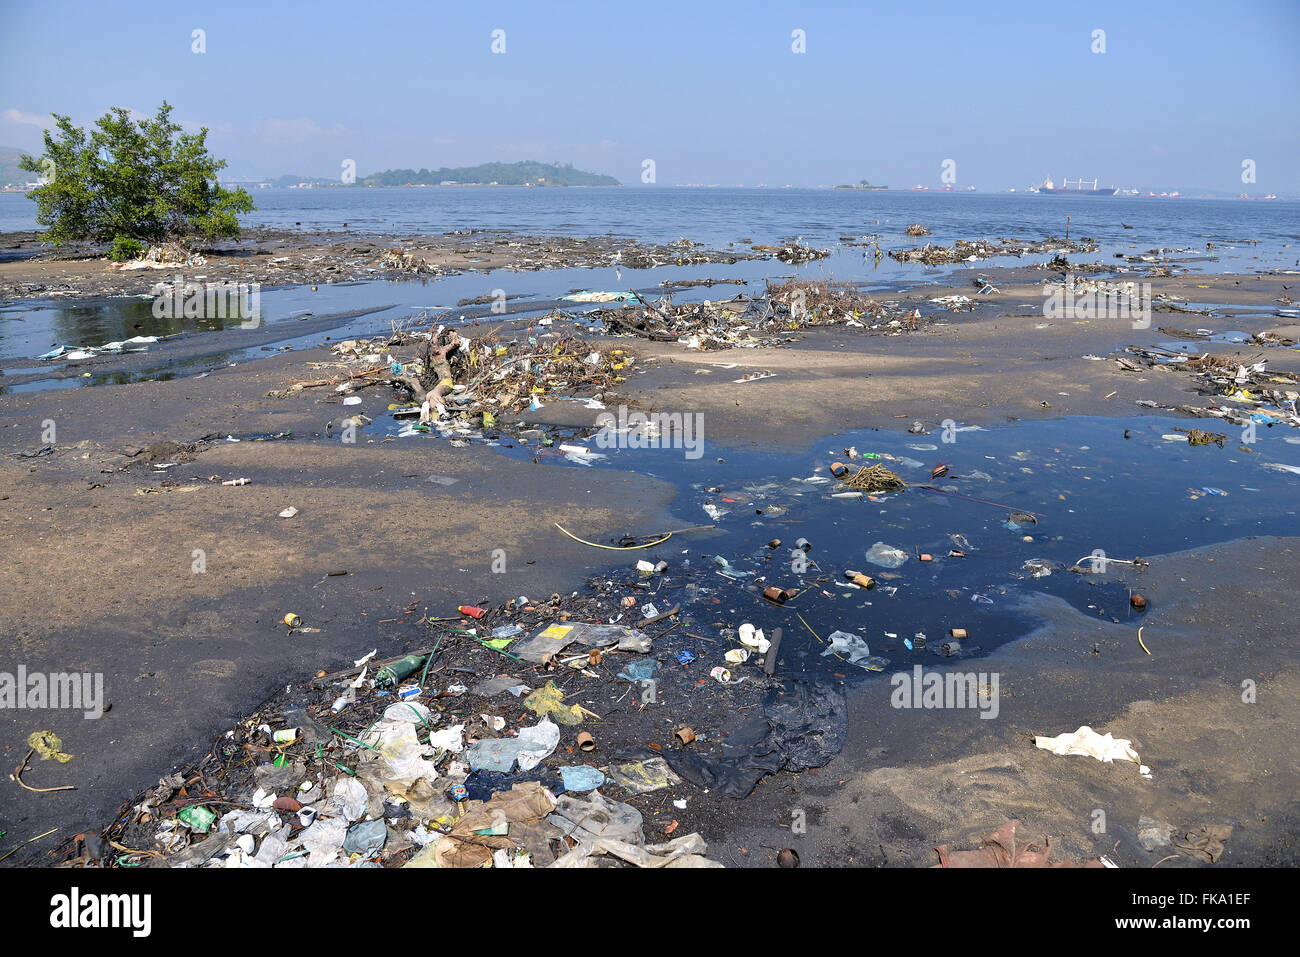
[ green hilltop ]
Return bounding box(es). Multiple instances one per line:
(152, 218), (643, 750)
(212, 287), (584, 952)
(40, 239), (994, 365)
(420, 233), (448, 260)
(362, 160), (619, 187)
(1, 147), (34, 187)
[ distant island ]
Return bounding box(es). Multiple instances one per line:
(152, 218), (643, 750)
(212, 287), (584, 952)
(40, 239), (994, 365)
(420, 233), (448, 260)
(834, 180), (888, 190)
(363, 161), (620, 187)
(1, 146), (34, 188)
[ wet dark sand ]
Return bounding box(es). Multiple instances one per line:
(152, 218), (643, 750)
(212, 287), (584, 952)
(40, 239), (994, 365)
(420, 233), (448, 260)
(712, 538), (1300, 867)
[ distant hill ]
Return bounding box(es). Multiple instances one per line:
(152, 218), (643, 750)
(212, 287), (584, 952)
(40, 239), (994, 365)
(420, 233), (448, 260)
(362, 161), (620, 187)
(267, 174), (339, 187)
(1, 147), (35, 187)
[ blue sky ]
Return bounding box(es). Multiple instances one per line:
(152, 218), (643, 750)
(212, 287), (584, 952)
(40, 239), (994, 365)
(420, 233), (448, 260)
(2, 0), (1297, 192)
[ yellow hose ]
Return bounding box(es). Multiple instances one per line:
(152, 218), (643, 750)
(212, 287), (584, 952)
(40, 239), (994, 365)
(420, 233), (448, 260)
(554, 522), (672, 550)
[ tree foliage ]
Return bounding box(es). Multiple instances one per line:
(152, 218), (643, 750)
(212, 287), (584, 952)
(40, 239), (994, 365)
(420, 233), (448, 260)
(19, 102), (254, 247)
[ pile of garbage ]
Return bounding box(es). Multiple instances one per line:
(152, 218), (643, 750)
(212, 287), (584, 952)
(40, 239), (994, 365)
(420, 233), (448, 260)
(766, 277), (897, 325)
(379, 248), (438, 276)
(1159, 324), (1296, 348)
(759, 240), (832, 263)
(612, 236), (755, 270)
(829, 461), (907, 492)
(590, 279), (915, 351)
(462, 235), (755, 271)
(1035, 253), (1113, 274)
(1041, 274), (1146, 302)
(113, 240), (207, 271)
(1118, 247), (1198, 271)
(75, 568), (848, 868)
(1119, 346), (1300, 431)
(751, 239), (831, 264)
(364, 235), (757, 275)
(889, 236), (1098, 265)
(320, 326), (633, 432)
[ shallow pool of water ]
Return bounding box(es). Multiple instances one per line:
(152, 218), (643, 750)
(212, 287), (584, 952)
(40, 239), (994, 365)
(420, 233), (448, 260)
(357, 411), (1300, 678)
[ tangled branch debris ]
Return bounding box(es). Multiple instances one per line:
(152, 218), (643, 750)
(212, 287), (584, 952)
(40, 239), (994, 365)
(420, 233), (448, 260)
(751, 240), (831, 264)
(1173, 426), (1227, 448)
(829, 462), (906, 492)
(379, 248), (437, 275)
(890, 236), (1098, 265)
(588, 278), (917, 350)
(1120, 346), (1300, 430)
(328, 325), (632, 429)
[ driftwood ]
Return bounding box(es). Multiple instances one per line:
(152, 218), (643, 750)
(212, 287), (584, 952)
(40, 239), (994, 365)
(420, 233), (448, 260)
(603, 311), (679, 342)
(391, 330), (462, 415)
(268, 365), (385, 398)
(636, 603), (680, 628)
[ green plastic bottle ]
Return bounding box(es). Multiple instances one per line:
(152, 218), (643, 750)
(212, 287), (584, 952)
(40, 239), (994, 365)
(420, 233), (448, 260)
(373, 655), (426, 689)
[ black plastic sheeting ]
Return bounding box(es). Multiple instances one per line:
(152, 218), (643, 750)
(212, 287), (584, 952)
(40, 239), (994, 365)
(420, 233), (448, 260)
(663, 678), (847, 798)
(462, 767), (566, 802)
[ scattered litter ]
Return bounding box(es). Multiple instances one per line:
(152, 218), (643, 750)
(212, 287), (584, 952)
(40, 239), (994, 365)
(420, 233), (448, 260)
(1034, 725), (1146, 775)
(864, 542), (909, 568)
(936, 819), (1103, 868)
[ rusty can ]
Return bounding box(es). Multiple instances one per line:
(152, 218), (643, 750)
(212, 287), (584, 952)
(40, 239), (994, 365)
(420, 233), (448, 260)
(845, 570), (876, 589)
(674, 727), (696, 746)
(576, 731), (596, 752)
(1131, 593), (1147, 611)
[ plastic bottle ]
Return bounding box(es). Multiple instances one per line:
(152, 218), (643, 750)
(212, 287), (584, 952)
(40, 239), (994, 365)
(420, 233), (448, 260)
(373, 654), (426, 689)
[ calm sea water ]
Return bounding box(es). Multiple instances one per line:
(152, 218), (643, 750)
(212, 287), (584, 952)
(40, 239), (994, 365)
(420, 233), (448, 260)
(3, 187), (1298, 271)
(4, 187), (1299, 373)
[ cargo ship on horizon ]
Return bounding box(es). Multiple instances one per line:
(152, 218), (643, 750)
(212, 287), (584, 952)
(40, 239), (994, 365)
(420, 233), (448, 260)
(1039, 176), (1117, 196)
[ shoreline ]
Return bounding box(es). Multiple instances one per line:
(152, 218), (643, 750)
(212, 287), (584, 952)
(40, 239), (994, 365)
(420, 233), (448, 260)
(0, 227), (762, 300)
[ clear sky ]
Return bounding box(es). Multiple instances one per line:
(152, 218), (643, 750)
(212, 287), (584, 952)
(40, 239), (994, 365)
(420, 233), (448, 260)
(2, 0), (1297, 192)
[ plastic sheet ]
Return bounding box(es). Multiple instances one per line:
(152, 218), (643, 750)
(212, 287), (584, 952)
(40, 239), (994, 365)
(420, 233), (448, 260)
(466, 717), (560, 772)
(664, 678), (847, 797)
